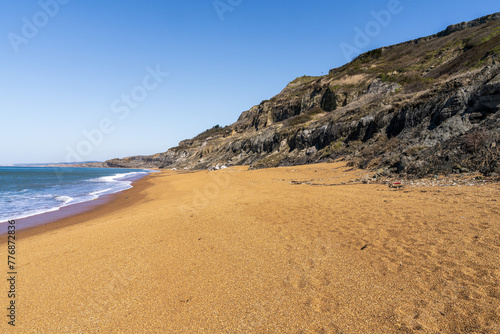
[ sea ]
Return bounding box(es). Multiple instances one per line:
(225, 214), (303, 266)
(0, 166), (152, 223)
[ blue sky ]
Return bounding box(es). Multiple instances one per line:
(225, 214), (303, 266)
(0, 0), (498, 164)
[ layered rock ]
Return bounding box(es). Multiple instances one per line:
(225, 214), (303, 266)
(105, 13), (500, 176)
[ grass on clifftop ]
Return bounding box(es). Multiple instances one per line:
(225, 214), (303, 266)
(290, 75), (321, 85)
(329, 20), (500, 91)
(193, 125), (230, 141)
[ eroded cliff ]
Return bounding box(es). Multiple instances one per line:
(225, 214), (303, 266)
(105, 13), (500, 176)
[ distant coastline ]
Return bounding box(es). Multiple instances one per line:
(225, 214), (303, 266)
(3, 161), (106, 168)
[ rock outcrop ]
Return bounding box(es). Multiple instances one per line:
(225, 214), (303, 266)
(105, 13), (500, 176)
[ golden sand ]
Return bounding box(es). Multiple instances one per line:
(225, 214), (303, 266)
(1, 162), (499, 333)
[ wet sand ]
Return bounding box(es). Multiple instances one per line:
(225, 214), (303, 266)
(1, 162), (499, 333)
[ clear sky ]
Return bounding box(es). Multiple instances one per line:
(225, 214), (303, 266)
(0, 0), (498, 164)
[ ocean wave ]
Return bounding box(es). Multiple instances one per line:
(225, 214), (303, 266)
(55, 195), (73, 205)
(89, 188), (113, 196)
(90, 171), (148, 183)
(0, 169), (151, 224)
(35, 194), (56, 199)
(0, 206), (61, 223)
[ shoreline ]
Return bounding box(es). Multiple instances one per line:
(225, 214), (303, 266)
(0, 172), (155, 238)
(2, 162), (499, 332)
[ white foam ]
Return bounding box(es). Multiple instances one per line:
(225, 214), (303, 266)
(36, 194), (55, 199)
(89, 188), (113, 196)
(55, 195), (73, 205)
(0, 169), (152, 224)
(0, 206), (61, 223)
(91, 171), (147, 183)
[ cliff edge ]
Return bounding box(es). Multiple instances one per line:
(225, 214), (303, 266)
(105, 13), (500, 177)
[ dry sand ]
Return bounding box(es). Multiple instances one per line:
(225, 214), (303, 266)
(1, 162), (499, 333)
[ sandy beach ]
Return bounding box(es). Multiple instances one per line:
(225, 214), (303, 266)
(2, 162), (499, 333)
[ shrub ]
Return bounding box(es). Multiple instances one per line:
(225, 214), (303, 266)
(193, 125), (228, 141)
(308, 106), (325, 115)
(284, 113), (313, 127)
(378, 73), (397, 83)
(283, 107), (326, 127)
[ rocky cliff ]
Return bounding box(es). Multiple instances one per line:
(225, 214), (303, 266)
(105, 13), (500, 176)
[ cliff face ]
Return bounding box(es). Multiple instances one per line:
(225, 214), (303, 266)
(106, 13), (500, 176)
